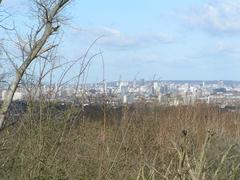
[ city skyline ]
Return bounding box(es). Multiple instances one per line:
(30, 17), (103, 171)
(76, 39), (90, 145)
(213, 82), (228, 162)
(2, 0), (240, 82)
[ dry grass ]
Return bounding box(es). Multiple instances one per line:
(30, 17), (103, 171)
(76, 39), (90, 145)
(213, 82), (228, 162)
(1, 102), (240, 179)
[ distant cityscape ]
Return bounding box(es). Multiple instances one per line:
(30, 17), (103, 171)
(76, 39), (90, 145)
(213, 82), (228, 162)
(1, 80), (240, 108)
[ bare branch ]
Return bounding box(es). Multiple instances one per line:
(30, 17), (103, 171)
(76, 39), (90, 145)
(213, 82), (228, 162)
(0, 0), (72, 129)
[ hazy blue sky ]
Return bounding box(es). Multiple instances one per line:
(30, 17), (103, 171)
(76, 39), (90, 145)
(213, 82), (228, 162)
(2, 0), (240, 82)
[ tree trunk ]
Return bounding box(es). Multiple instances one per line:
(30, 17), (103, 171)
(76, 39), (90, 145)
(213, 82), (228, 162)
(0, 79), (20, 128)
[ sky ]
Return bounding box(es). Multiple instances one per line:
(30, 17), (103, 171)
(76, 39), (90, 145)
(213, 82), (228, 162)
(2, 0), (240, 82)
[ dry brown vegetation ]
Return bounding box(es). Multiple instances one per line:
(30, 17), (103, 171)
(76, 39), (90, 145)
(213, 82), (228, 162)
(1, 103), (240, 179)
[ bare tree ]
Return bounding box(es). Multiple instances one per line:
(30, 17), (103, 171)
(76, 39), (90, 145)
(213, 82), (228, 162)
(0, 0), (72, 129)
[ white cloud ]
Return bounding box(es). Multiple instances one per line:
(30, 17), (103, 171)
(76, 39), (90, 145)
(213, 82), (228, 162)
(74, 26), (174, 48)
(128, 53), (193, 66)
(183, 0), (240, 34)
(215, 41), (240, 54)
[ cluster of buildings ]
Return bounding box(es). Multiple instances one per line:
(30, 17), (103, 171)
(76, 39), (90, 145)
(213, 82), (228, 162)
(1, 80), (240, 108)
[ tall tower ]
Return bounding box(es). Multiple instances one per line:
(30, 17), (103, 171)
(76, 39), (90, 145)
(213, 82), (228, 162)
(218, 80), (224, 88)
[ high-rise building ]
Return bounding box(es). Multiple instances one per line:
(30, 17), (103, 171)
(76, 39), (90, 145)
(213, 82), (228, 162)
(218, 80), (224, 88)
